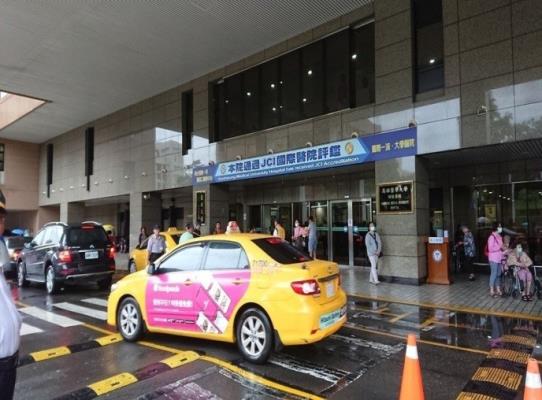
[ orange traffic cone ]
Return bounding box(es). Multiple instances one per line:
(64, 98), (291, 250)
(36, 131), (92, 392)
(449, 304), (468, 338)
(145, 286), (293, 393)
(399, 334), (425, 400)
(524, 358), (542, 400)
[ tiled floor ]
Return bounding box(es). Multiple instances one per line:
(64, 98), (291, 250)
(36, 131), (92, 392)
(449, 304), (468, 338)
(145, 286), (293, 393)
(340, 266), (542, 319)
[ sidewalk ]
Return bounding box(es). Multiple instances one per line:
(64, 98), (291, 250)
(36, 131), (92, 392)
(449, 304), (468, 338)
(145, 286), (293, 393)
(341, 266), (542, 320)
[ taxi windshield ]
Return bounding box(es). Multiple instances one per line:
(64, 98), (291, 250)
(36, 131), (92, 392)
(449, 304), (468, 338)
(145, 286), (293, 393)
(252, 237), (312, 264)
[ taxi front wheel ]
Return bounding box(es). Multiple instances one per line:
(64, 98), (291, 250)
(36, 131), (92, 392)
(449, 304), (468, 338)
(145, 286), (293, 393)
(236, 308), (273, 364)
(117, 298), (144, 341)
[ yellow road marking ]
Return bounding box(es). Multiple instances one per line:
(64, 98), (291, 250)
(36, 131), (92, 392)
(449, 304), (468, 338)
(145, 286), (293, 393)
(95, 333), (123, 346)
(344, 323), (489, 356)
(30, 346), (71, 362)
(388, 312), (411, 324)
(161, 351), (200, 368)
(348, 292), (542, 322)
(501, 335), (537, 347)
(88, 372), (138, 395)
(137, 340), (186, 354)
(487, 348), (529, 364)
(457, 392), (499, 400)
(200, 355), (325, 400)
(471, 367), (522, 391)
(420, 317), (435, 328)
(82, 323), (115, 335)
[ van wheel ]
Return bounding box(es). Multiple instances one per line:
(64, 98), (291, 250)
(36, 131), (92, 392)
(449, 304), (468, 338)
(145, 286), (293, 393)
(45, 266), (61, 295)
(236, 308), (273, 364)
(17, 262), (29, 287)
(117, 298), (144, 341)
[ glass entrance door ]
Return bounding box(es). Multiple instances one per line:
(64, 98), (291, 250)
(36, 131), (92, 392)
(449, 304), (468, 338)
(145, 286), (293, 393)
(328, 199), (373, 266)
(331, 202), (349, 264)
(353, 200), (372, 266)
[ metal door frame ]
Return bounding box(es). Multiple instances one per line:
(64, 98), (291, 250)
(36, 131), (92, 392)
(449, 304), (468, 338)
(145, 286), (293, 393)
(328, 198), (373, 266)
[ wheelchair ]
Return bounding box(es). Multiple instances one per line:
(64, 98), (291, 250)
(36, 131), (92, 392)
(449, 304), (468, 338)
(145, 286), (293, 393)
(501, 264), (542, 300)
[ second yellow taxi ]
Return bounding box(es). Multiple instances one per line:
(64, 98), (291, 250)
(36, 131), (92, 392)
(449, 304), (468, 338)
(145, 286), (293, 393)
(128, 227), (182, 273)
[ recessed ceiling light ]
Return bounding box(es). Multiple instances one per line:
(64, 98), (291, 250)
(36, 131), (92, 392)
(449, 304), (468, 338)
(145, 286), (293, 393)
(307, 69), (312, 76)
(246, 92), (251, 97)
(429, 58), (436, 64)
(351, 54), (358, 60)
(270, 83), (275, 89)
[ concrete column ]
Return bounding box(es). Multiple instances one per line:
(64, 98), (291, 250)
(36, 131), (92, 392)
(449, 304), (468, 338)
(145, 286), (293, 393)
(375, 156), (430, 284)
(193, 185), (229, 235)
(59, 202), (85, 224)
(129, 192), (161, 250)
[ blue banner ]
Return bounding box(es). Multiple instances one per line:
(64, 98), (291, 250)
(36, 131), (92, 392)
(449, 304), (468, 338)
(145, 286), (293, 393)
(193, 127), (417, 185)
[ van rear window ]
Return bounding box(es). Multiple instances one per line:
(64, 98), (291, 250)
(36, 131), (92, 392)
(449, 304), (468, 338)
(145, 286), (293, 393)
(67, 226), (108, 247)
(252, 237), (311, 264)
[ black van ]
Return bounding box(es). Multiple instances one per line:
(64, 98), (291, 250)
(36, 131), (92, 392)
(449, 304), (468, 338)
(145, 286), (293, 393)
(17, 221), (116, 294)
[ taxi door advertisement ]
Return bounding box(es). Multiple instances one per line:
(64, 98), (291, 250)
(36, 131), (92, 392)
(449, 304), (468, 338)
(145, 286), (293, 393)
(145, 269), (250, 334)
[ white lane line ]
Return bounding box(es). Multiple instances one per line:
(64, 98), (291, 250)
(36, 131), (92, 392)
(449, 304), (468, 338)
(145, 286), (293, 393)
(53, 302), (107, 321)
(331, 334), (404, 357)
(19, 306), (83, 327)
(81, 298), (108, 308)
(20, 323), (43, 336)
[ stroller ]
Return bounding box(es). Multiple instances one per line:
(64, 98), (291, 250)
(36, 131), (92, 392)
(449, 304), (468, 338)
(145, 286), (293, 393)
(502, 264), (542, 300)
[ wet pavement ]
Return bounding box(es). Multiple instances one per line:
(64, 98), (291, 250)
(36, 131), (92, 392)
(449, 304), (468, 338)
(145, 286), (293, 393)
(8, 277), (542, 400)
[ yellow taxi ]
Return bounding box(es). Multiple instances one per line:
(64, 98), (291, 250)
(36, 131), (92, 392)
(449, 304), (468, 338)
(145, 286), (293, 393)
(128, 228), (182, 273)
(108, 234), (347, 363)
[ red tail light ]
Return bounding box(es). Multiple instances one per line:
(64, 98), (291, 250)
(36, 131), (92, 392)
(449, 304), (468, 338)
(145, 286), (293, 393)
(107, 247), (115, 259)
(58, 250), (72, 263)
(291, 279), (320, 295)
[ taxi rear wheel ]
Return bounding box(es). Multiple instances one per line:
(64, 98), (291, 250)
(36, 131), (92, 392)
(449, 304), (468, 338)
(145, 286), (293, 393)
(236, 308), (273, 364)
(117, 298), (144, 341)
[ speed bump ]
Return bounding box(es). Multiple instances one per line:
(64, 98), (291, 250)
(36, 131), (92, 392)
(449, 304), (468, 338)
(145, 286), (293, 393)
(456, 333), (537, 400)
(18, 334), (122, 367)
(52, 351), (200, 400)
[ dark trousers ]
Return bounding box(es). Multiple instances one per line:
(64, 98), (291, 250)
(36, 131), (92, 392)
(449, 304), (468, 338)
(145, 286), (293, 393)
(463, 255), (474, 275)
(149, 252), (163, 263)
(0, 351), (18, 400)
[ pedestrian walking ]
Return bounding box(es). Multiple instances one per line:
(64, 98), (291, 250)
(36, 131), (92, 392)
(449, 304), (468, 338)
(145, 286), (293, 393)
(273, 220), (285, 240)
(0, 190), (22, 400)
(292, 219), (304, 250)
(307, 216), (317, 258)
(365, 222), (382, 285)
(462, 225), (476, 281)
(147, 224), (166, 263)
(179, 223), (194, 243)
(486, 222), (504, 297)
(138, 226), (148, 247)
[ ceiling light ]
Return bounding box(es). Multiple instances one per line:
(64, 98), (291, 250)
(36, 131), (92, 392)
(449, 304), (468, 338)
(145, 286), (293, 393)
(225, 99), (229, 104)
(270, 83), (275, 89)
(272, 107), (277, 112)
(302, 98), (307, 103)
(351, 54), (358, 60)
(307, 69), (312, 76)
(246, 92), (251, 97)
(429, 58), (436, 64)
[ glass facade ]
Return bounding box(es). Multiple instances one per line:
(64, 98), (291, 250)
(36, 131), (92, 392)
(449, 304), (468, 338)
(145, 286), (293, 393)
(413, 0), (444, 93)
(212, 24), (375, 142)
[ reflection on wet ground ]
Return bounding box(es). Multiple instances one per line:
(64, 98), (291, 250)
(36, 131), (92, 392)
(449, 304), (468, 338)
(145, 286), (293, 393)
(346, 298), (542, 359)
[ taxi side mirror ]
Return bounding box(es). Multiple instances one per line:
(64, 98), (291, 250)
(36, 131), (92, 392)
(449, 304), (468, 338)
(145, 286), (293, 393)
(147, 263), (156, 275)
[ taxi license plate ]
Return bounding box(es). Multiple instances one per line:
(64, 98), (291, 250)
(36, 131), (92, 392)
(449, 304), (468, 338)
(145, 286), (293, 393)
(326, 281), (336, 298)
(85, 251), (99, 260)
(320, 308), (341, 329)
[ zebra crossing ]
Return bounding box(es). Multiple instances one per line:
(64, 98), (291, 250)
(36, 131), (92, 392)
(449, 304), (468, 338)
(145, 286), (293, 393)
(18, 297), (109, 336)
